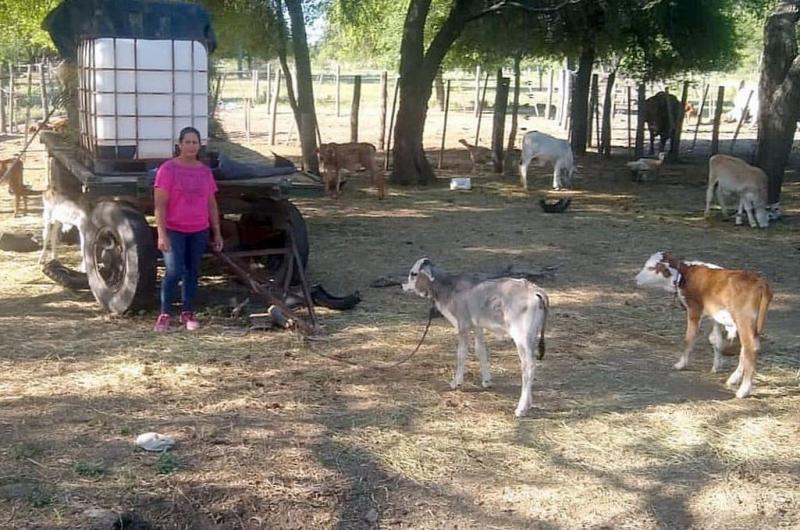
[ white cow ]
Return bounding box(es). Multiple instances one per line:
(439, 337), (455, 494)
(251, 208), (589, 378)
(519, 131), (576, 190)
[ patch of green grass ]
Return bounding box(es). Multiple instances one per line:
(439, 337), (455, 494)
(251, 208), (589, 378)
(155, 452), (179, 475)
(119, 426), (132, 436)
(28, 488), (55, 508)
(73, 461), (105, 477)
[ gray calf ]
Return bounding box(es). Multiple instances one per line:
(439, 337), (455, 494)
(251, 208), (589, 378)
(402, 258), (550, 417)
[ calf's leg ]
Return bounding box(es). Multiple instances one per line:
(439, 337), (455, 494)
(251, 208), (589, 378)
(474, 329), (492, 388)
(675, 310), (701, 370)
(708, 323), (729, 373)
(450, 328), (470, 389)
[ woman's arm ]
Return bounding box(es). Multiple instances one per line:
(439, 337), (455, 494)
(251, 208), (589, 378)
(208, 194), (223, 252)
(154, 188), (170, 251)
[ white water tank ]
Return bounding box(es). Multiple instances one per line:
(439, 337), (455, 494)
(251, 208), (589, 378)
(77, 37), (208, 160)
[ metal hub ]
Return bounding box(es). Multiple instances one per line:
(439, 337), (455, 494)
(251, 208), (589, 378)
(93, 227), (126, 291)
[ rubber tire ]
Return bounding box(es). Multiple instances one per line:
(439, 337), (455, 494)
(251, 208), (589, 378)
(240, 200), (309, 286)
(85, 201), (156, 314)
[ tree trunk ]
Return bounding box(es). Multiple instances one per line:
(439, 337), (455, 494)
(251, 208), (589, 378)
(507, 54), (521, 151)
(755, 1), (800, 205)
(391, 0), (474, 186)
(393, 75), (435, 185)
(570, 45), (595, 155)
(284, 0), (319, 174)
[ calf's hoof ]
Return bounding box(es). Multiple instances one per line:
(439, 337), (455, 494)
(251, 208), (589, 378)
(735, 382), (752, 399)
(725, 370), (743, 387)
(449, 379), (462, 390)
(673, 359), (688, 371)
(514, 406), (529, 418)
(481, 378), (493, 389)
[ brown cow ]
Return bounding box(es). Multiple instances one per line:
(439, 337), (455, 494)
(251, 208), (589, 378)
(643, 92), (684, 155)
(317, 142), (386, 200)
(0, 158), (27, 216)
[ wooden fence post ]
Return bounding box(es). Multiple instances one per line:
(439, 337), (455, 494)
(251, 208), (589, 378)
(474, 65), (481, 117)
(729, 89), (753, 155)
(474, 71), (489, 145)
(39, 61), (48, 122)
(8, 63), (15, 133)
(547, 69), (554, 120)
(690, 84), (710, 151)
(491, 74), (510, 173)
(669, 80), (689, 161)
(378, 71), (387, 151)
(24, 63), (32, 143)
(350, 75), (361, 142)
(265, 63), (272, 114)
(627, 85), (632, 149)
(335, 63), (341, 117)
(635, 83), (646, 158)
(438, 79), (451, 169)
(270, 69), (282, 145)
(385, 77), (400, 171)
(711, 85), (725, 155)
(0, 64), (6, 133)
(588, 73), (598, 147)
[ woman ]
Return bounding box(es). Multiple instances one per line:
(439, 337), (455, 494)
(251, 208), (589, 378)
(153, 126), (223, 332)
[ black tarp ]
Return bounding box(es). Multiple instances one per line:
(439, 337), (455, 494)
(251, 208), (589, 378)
(43, 0), (217, 60)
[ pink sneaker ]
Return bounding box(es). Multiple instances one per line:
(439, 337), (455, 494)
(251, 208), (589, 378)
(181, 311), (200, 331)
(153, 313), (171, 332)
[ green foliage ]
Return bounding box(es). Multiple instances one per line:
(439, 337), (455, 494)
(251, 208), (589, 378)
(320, 0), (405, 68)
(0, 0), (60, 60)
(73, 461), (106, 477)
(155, 452), (179, 475)
(619, 0), (740, 79)
(198, 0), (281, 58)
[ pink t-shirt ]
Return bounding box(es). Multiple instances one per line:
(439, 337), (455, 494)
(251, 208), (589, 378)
(154, 159), (218, 233)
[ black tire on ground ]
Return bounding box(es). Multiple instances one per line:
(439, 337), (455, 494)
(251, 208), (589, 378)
(85, 201), (156, 314)
(240, 199), (309, 286)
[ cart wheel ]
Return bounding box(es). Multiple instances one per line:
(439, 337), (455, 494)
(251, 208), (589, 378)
(240, 200), (309, 286)
(85, 201), (156, 314)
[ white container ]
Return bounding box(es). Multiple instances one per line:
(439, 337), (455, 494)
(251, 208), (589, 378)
(77, 37), (209, 160)
(450, 177), (472, 190)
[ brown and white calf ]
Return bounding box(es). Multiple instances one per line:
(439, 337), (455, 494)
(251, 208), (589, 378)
(402, 258), (550, 417)
(38, 186), (92, 272)
(635, 251), (772, 398)
(317, 142), (386, 200)
(705, 154), (769, 229)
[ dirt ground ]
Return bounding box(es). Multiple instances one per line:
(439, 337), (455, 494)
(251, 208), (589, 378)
(1, 106), (799, 529)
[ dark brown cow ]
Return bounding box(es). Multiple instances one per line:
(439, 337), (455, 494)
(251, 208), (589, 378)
(643, 92), (684, 155)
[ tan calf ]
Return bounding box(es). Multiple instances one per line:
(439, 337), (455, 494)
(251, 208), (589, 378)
(458, 139), (493, 173)
(317, 142), (386, 200)
(705, 154), (769, 228)
(636, 251), (772, 398)
(0, 158), (27, 216)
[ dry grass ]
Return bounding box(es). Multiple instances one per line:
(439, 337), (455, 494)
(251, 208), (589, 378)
(1, 108), (799, 530)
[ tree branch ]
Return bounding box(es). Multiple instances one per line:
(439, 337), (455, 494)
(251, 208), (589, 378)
(466, 0), (585, 22)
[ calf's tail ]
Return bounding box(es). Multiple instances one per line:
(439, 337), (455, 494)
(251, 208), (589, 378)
(534, 290), (549, 360)
(756, 282), (773, 336)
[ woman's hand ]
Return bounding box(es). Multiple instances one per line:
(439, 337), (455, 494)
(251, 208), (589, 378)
(211, 234), (224, 252)
(157, 232), (171, 252)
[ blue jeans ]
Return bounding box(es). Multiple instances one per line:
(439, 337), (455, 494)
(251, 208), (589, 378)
(160, 229), (209, 314)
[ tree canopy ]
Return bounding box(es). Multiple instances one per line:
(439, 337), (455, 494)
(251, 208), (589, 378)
(0, 0), (59, 60)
